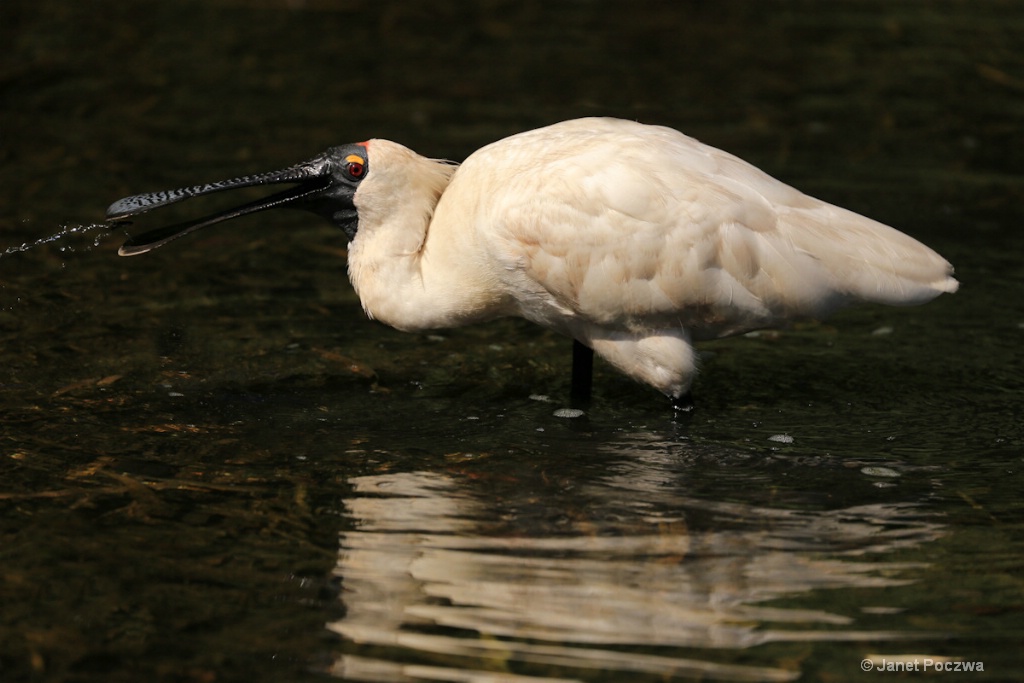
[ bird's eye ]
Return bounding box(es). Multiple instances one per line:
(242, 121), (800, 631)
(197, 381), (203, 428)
(347, 161), (366, 179)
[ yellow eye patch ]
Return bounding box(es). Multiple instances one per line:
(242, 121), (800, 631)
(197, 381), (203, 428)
(344, 153), (367, 180)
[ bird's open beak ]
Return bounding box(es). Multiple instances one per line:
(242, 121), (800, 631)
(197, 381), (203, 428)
(106, 152), (334, 256)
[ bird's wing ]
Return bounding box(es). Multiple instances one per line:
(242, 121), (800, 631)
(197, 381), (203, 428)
(467, 122), (954, 338)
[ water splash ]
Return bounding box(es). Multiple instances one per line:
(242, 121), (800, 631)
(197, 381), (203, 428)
(1, 222), (114, 259)
(0, 222), (122, 311)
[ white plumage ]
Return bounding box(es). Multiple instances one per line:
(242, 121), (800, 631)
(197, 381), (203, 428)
(345, 118), (956, 399)
(109, 117), (957, 403)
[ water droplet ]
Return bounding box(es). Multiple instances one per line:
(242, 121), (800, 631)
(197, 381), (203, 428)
(1, 223), (111, 259)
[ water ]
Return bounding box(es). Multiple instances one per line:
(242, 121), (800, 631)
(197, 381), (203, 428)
(0, 223), (110, 258)
(2, 1), (1024, 681)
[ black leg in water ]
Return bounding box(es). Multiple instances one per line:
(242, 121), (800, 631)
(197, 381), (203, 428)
(570, 339), (594, 405)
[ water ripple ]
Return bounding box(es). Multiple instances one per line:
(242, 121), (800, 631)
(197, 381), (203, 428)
(327, 443), (946, 682)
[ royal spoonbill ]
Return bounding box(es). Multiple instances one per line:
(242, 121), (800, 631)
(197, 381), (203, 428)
(107, 118), (958, 409)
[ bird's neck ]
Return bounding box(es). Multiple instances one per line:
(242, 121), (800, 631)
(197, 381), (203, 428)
(346, 165), (511, 332)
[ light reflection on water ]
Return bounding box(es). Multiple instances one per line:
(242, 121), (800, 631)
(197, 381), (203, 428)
(328, 439), (945, 682)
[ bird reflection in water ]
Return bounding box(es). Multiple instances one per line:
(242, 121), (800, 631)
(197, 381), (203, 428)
(327, 439), (945, 682)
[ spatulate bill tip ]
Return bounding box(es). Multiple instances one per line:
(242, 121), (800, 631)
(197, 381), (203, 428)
(106, 195), (151, 220)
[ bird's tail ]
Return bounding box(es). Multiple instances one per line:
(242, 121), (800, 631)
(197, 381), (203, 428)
(779, 203), (958, 311)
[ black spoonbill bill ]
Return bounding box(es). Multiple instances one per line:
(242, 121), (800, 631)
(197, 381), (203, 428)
(107, 118), (958, 410)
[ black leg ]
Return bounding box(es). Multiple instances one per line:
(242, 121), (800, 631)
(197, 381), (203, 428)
(570, 339), (593, 404)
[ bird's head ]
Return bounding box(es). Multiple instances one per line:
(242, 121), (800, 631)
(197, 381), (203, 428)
(107, 142), (379, 256)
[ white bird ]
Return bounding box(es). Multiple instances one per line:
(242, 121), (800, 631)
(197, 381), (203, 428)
(107, 117), (958, 409)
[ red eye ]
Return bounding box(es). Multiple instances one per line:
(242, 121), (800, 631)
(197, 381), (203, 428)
(347, 161), (365, 179)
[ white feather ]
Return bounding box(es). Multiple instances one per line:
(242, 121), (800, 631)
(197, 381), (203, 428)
(347, 118), (957, 398)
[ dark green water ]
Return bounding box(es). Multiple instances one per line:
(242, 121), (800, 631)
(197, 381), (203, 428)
(2, 2), (1023, 681)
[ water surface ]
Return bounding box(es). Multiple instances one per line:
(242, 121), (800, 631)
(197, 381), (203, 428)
(2, 2), (1023, 681)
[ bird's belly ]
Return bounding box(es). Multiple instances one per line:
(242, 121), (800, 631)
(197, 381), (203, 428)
(511, 282), (779, 342)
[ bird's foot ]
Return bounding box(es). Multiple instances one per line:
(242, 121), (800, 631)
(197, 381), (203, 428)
(669, 392), (694, 414)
